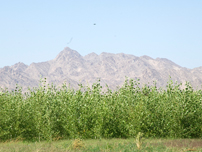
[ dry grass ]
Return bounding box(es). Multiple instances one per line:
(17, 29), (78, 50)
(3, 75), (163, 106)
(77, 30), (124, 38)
(135, 132), (144, 149)
(71, 138), (85, 150)
(1, 138), (202, 152)
(148, 139), (202, 152)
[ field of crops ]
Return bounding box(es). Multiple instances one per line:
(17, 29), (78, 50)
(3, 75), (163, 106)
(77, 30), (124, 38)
(0, 78), (202, 142)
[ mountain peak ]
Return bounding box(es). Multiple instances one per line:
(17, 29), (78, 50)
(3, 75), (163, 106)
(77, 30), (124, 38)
(84, 52), (98, 60)
(59, 47), (80, 56)
(11, 62), (28, 71)
(140, 55), (153, 60)
(53, 47), (83, 62)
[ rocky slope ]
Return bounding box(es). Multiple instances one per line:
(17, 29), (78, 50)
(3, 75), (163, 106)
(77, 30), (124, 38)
(1, 47), (202, 91)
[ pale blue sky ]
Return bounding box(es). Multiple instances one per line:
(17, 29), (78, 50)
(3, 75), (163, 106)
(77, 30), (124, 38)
(0, 0), (202, 69)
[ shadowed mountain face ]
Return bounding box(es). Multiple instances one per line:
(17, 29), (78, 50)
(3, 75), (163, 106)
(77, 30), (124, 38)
(1, 47), (202, 91)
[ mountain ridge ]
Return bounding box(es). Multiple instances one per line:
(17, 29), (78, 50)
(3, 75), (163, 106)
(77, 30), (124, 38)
(1, 47), (202, 91)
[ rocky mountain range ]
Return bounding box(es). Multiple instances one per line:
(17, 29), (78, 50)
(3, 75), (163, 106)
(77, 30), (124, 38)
(1, 47), (202, 92)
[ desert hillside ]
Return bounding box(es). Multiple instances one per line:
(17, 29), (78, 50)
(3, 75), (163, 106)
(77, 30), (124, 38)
(1, 47), (202, 91)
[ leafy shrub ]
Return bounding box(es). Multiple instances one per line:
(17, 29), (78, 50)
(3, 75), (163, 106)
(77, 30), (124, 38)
(0, 78), (202, 141)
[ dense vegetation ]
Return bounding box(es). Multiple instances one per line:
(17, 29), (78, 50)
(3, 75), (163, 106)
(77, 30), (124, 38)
(0, 78), (202, 141)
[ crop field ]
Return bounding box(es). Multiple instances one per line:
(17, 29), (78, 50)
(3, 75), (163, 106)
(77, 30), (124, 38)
(0, 78), (202, 144)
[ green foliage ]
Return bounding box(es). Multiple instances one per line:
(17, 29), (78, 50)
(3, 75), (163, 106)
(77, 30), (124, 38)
(0, 78), (202, 141)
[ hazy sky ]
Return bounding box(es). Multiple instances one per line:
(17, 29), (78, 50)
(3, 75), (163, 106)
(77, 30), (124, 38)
(0, 0), (202, 69)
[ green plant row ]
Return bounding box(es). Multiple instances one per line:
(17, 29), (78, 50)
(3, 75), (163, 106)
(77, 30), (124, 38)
(0, 78), (202, 141)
